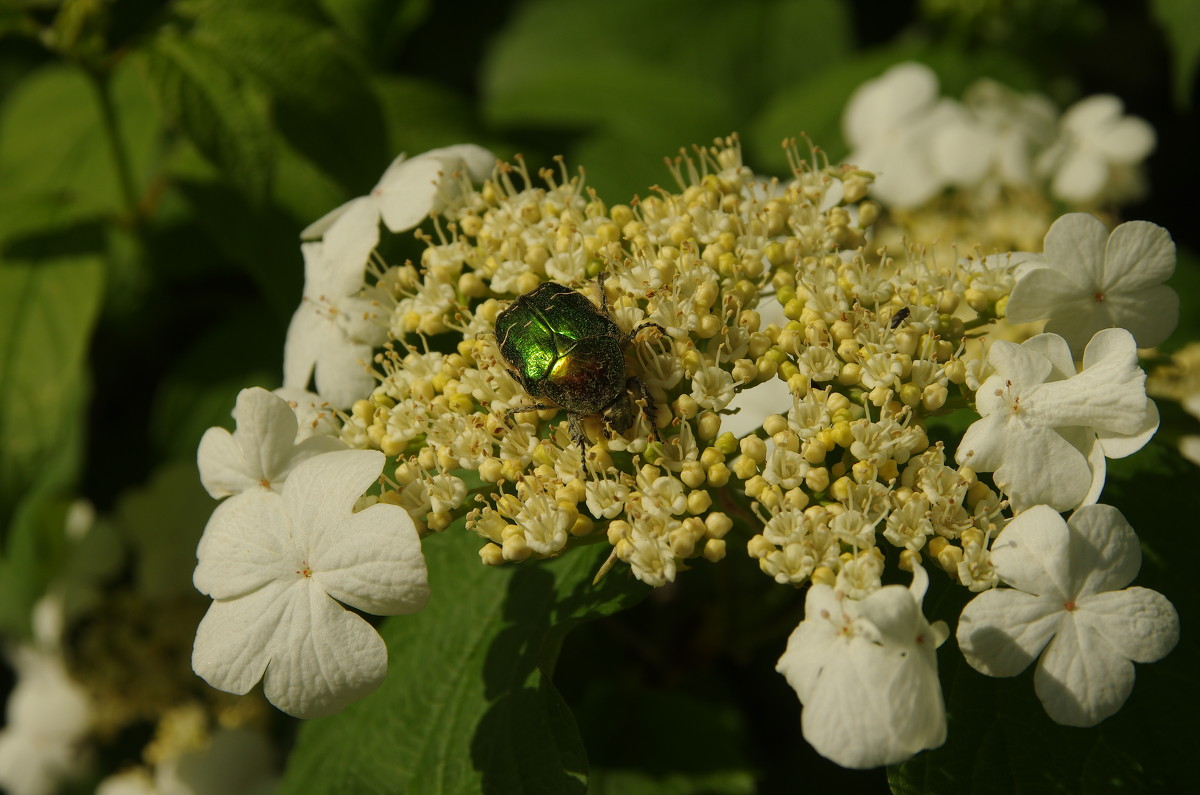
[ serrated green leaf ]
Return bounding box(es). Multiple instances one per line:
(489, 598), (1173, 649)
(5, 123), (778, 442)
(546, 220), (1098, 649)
(278, 528), (648, 794)
(1150, 0), (1200, 109)
(140, 36), (274, 201)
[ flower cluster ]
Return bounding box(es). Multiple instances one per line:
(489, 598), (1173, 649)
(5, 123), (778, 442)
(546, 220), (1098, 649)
(189, 124), (1180, 769)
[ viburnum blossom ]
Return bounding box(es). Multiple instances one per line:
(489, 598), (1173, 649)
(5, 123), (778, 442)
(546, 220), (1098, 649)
(197, 387), (346, 498)
(192, 449), (429, 718)
(1005, 212), (1178, 353)
(955, 328), (1155, 511)
(776, 565), (948, 768)
(1037, 95), (1156, 205)
(956, 504), (1178, 726)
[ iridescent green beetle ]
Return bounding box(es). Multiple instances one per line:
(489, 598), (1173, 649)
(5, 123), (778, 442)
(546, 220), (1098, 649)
(495, 273), (665, 456)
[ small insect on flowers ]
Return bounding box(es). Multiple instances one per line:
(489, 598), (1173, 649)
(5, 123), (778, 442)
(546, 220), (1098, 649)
(495, 273), (665, 459)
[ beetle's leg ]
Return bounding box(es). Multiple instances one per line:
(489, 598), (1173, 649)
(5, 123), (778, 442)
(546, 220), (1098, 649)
(625, 321), (666, 348)
(596, 271), (611, 316)
(504, 403), (556, 426)
(627, 376), (659, 440)
(567, 412), (590, 465)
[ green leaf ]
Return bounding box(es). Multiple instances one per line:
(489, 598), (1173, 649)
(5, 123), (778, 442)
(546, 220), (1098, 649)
(374, 74), (504, 161)
(140, 36), (274, 202)
(0, 61), (162, 218)
(1150, 0), (1200, 109)
(278, 528), (648, 794)
(176, 0), (388, 191)
(319, 0), (431, 66)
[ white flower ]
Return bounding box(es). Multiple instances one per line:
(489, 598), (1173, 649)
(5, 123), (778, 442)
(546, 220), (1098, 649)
(1037, 95), (1155, 205)
(956, 504), (1178, 727)
(272, 387), (342, 441)
(842, 62), (962, 209)
(197, 387), (346, 499)
(1006, 213), (1178, 352)
(0, 647), (93, 795)
(956, 329), (1156, 511)
(776, 565), (948, 769)
(301, 144), (496, 242)
(282, 239), (388, 408)
(191, 449), (429, 718)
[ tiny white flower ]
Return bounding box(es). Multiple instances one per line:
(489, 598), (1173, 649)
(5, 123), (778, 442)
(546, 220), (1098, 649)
(957, 504), (1178, 727)
(1006, 213), (1178, 352)
(956, 329), (1156, 511)
(197, 387), (346, 499)
(691, 364), (736, 411)
(192, 449), (429, 718)
(776, 565), (948, 769)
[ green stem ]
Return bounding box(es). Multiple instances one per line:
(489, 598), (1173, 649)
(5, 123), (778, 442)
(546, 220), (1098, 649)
(86, 69), (139, 226)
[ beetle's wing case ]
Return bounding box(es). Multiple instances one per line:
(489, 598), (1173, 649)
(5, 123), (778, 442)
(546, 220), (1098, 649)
(541, 336), (627, 415)
(495, 294), (557, 389)
(534, 283), (622, 341)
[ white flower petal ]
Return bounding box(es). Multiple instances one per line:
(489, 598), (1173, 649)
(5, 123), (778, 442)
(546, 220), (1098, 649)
(231, 387), (303, 486)
(313, 504), (430, 616)
(1019, 333), (1076, 380)
(312, 336), (377, 409)
(1066, 504), (1141, 597)
(280, 450), (386, 546)
(192, 580), (293, 698)
(1102, 285), (1179, 348)
(1103, 220), (1176, 292)
(992, 424), (1092, 511)
(1033, 613), (1135, 727)
(261, 582), (388, 718)
(197, 427), (260, 499)
(320, 197), (381, 294)
(1042, 213), (1109, 282)
(194, 491), (289, 600)
(1052, 149), (1108, 204)
(1005, 267), (1090, 325)
(1076, 587), (1179, 664)
(957, 587), (1062, 676)
(375, 157), (448, 232)
(990, 505), (1073, 599)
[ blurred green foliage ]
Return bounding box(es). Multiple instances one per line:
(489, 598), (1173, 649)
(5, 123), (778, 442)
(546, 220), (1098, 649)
(0, 0), (1196, 792)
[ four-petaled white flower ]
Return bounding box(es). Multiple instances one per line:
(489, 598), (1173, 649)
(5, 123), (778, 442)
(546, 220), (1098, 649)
(198, 387), (346, 499)
(1006, 213), (1178, 353)
(776, 565), (948, 769)
(1037, 95), (1155, 205)
(956, 329), (1156, 512)
(192, 449), (430, 718)
(957, 504), (1178, 726)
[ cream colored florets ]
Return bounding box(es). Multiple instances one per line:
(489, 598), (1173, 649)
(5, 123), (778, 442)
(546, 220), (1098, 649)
(300, 135), (1033, 595)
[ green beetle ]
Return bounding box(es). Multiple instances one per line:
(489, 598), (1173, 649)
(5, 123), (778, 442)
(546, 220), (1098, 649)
(495, 273), (665, 457)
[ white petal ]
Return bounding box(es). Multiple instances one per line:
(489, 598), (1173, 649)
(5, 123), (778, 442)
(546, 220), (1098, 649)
(990, 505), (1074, 599)
(988, 338), (1054, 390)
(992, 424), (1093, 512)
(192, 580), (294, 698)
(320, 197), (381, 295)
(375, 156), (447, 232)
(300, 198), (354, 241)
(313, 503), (430, 616)
(1095, 115), (1155, 163)
(1005, 268), (1090, 325)
(313, 336), (377, 409)
(281, 449), (386, 546)
(1102, 285), (1179, 349)
(1042, 213), (1109, 283)
(1034, 613), (1134, 726)
(957, 587), (1062, 676)
(429, 143), (496, 182)
(231, 387), (302, 487)
(1020, 333), (1076, 380)
(842, 62), (939, 150)
(194, 490), (289, 600)
(1097, 397), (1158, 460)
(261, 582), (388, 718)
(197, 427), (260, 499)
(1076, 587), (1179, 663)
(1103, 221), (1176, 292)
(1051, 150), (1108, 204)
(1065, 504), (1141, 597)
